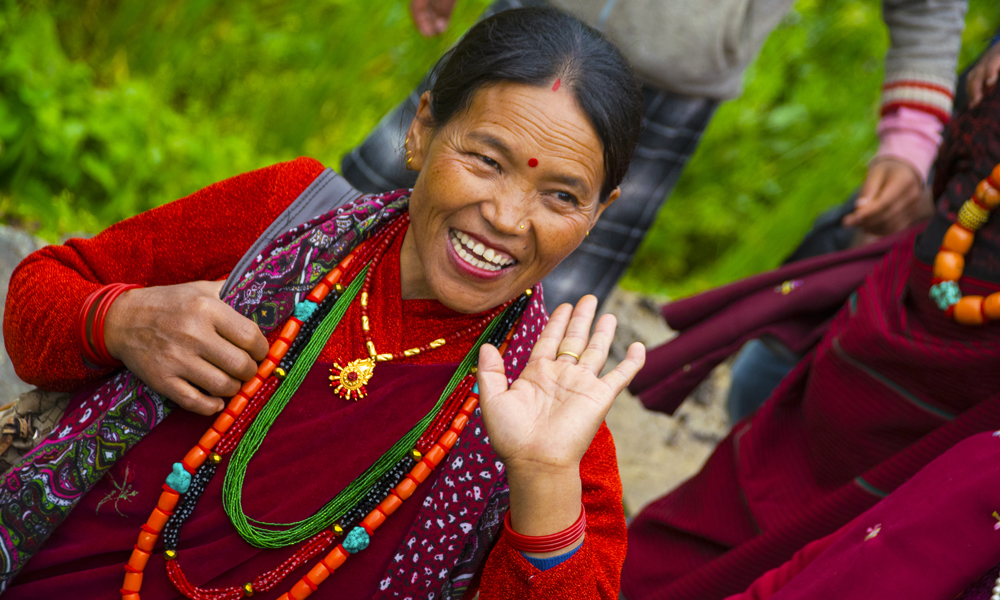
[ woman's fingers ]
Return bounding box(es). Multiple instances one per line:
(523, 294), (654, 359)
(528, 302), (573, 363)
(577, 313), (617, 375)
(212, 304), (269, 364)
(161, 376), (225, 416)
(184, 354), (244, 399)
(476, 344), (509, 403)
(555, 296), (598, 363)
(599, 342), (646, 397)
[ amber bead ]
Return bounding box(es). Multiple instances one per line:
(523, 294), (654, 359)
(127, 547), (151, 571)
(321, 545), (349, 571)
(954, 296), (986, 325)
(122, 570), (143, 592)
(240, 375), (265, 399)
(424, 444), (446, 467)
(321, 267), (343, 287)
(991, 165), (1000, 190)
(121, 594), (140, 600)
(267, 339), (291, 363)
(440, 430), (459, 450)
(198, 428), (222, 452)
(977, 179), (1000, 209)
(257, 358), (277, 379)
(459, 396), (478, 416)
(213, 411), (236, 434)
(933, 251), (964, 281)
(279, 319), (303, 343)
(306, 562), (332, 586)
(137, 529), (157, 552)
(395, 476), (418, 500)
(277, 595), (292, 600)
(984, 293), (1000, 320)
(228, 393), (250, 416)
(362, 508), (386, 532)
(942, 224), (975, 255)
(146, 507), (171, 533)
(157, 489), (180, 513)
(409, 460), (432, 484)
(379, 492), (403, 517)
(452, 413), (470, 432)
(306, 282), (330, 304)
(182, 445), (209, 472)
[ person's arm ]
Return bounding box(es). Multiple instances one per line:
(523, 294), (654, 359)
(3, 157), (326, 395)
(967, 37), (1000, 108)
(478, 423), (627, 599)
(842, 0), (965, 237)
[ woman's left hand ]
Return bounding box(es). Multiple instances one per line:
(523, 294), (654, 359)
(476, 295), (644, 538)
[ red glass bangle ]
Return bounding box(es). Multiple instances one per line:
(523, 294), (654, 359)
(77, 283), (141, 367)
(503, 505), (586, 554)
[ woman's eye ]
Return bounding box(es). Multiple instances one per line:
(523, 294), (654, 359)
(478, 154), (501, 171)
(556, 191), (579, 205)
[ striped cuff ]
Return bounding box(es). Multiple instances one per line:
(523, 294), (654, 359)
(881, 71), (955, 124)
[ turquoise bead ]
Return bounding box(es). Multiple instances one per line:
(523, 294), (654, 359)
(930, 281), (962, 311)
(293, 300), (319, 321)
(165, 462), (191, 494)
(342, 526), (370, 554)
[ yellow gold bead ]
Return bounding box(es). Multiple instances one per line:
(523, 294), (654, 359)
(335, 284), (345, 292)
(375, 353), (394, 362)
(403, 348), (421, 357)
(333, 524), (344, 535)
(958, 200), (989, 230)
(366, 340), (377, 357)
(362, 315), (370, 331)
(164, 549), (177, 560)
(361, 292), (369, 307)
(210, 453), (222, 464)
(243, 582), (254, 596)
(524, 289), (533, 296)
(469, 366), (478, 374)
(429, 338), (446, 349)
(274, 367), (286, 379)
(410, 449), (423, 461)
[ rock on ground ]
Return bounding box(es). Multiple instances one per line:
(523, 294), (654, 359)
(0, 226), (44, 403)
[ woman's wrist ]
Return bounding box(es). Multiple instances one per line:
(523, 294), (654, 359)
(78, 283), (141, 367)
(504, 461), (584, 557)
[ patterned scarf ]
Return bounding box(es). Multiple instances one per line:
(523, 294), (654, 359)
(0, 189), (547, 597)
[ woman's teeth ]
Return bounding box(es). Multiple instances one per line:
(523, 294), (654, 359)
(450, 230), (515, 272)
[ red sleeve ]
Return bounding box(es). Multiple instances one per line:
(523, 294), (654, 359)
(722, 521), (852, 600)
(3, 157), (326, 391)
(478, 423), (627, 600)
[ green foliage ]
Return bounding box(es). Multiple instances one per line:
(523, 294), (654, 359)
(0, 0), (997, 297)
(621, 0), (999, 298)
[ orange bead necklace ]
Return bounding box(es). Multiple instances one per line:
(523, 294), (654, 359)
(929, 164), (1000, 325)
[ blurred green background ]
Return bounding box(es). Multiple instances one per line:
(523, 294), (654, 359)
(0, 0), (997, 298)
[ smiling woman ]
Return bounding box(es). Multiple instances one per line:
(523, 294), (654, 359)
(0, 7), (644, 600)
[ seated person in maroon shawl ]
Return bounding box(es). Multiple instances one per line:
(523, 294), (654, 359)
(0, 8), (647, 600)
(621, 43), (1000, 600)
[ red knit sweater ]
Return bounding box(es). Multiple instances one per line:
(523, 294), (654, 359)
(2, 158), (626, 600)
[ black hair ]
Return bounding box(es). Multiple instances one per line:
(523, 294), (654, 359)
(426, 7), (643, 203)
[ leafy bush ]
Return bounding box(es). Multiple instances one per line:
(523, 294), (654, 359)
(0, 0), (996, 297)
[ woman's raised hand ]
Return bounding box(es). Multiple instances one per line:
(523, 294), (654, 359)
(476, 295), (644, 538)
(103, 281), (269, 416)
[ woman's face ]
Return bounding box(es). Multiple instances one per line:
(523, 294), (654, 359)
(401, 81), (618, 314)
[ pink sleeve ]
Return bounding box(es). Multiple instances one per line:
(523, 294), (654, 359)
(874, 106), (944, 183)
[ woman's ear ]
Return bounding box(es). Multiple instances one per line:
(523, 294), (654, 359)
(405, 91), (436, 172)
(593, 187), (620, 224)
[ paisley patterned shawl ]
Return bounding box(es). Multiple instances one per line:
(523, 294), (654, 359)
(0, 188), (547, 597)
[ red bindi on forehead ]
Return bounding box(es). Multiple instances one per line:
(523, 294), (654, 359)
(528, 158), (538, 168)
(552, 79), (561, 92)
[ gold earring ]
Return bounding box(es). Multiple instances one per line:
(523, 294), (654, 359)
(404, 137), (414, 171)
(586, 230), (590, 236)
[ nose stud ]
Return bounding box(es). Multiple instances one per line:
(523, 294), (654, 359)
(519, 223), (526, 230)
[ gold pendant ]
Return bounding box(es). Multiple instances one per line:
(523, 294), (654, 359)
(329, 358), (376, 400)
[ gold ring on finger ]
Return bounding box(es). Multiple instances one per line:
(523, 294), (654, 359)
(556, 351), (581, 361)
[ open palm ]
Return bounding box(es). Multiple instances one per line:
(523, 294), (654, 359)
(476, 295), (645, 474)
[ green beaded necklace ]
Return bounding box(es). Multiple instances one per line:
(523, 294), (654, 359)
(221, 264), (511, 549)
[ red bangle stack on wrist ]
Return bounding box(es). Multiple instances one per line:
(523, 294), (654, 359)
(77, 283), (141, 368)
(503, 505), (586, 554)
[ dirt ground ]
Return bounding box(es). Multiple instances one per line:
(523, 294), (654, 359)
(600, 288), (732, 516)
